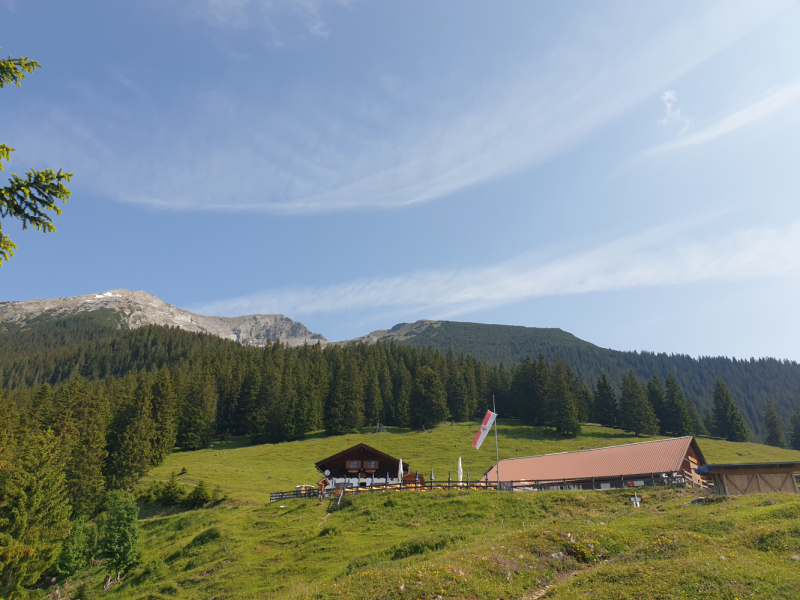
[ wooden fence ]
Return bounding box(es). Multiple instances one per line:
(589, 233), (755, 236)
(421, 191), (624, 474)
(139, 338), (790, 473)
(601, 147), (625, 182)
(268, 470), (706, 503)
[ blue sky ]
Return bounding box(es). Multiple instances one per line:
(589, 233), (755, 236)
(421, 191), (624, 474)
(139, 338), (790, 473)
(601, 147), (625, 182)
(2, 1), (800, 360)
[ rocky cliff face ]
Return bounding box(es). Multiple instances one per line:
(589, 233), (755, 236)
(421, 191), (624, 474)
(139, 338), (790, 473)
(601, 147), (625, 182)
(0, 289), (328, 347)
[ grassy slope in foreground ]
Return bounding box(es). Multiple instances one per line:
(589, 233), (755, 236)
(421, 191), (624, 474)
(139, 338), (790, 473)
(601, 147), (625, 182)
(143, 422), (800, 503)
(57, 423), (800, 600)
(64, 487), (800, 599)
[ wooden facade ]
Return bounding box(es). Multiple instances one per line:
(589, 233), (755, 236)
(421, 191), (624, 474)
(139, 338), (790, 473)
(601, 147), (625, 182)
(315, 443), (422, 489)
(695, 462), (800, 496)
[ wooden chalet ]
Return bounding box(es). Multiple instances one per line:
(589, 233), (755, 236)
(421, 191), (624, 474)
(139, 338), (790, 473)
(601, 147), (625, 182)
(695, 462), (800, 496)
(315, 443), (423, 490)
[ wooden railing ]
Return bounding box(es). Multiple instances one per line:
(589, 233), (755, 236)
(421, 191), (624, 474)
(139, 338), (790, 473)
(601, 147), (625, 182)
(268, 470), (707, 502)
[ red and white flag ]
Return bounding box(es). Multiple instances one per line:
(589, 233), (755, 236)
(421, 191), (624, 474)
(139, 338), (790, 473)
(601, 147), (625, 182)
(472, 410), (497, 450)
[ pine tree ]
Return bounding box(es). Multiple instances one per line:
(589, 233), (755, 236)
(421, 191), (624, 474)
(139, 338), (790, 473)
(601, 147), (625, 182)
(0, 429), (71, 597)
(100, 490), (139, 583)
(790, 407), (800, 451)
(763, 401), (786, 448)
(410, 366), (448, 429)
(593, 372), (618, 427)
(618, 370), (659, 436)
(662, 373), (693, 436)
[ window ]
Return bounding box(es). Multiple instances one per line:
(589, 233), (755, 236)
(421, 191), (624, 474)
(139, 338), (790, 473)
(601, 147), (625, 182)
(364, 460), (379, 470)
(346, 460), (361, 470)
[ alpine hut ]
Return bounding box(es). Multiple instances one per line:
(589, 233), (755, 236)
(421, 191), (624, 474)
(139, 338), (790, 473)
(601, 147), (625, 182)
(315, 443), (422, 491)
(485, 436), (707, 490)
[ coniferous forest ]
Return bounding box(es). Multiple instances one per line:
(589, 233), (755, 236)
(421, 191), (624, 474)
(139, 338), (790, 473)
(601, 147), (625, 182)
(0, 315), (794, 595)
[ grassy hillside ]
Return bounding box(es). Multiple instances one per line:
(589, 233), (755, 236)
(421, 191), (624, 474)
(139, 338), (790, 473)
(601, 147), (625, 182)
(144, 421), (800, 502)
(55, 422), (800, 600)
(394, 321), (800, 440)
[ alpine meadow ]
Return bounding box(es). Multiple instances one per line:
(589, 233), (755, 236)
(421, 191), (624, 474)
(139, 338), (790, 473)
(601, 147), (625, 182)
(3, 2), (800, 599)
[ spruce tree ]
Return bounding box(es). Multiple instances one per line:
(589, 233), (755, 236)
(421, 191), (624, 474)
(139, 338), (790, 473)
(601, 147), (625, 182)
(391, 361), (412, 427)
(764, 401), (786, 448)
(0, 429), (71, 597)
(553, 379), (581, 437)
(662, 373), (693, 436)
(149, 369), (178, 464)
(325, 352), (364, 435)
(646, 375), (666, 434)
(105, 379), (156, 489)
(364, 372), (383, 427)
(686, 399), (708, 436)
(618, 370), (659, 436)
(177, 370), (217, 450)
(789, 407), (800, 451)
(410, 366), (448, 429)
(578, 384), (593, 424)
(712, 379), (749, 442)
(593, 372), (618, 427)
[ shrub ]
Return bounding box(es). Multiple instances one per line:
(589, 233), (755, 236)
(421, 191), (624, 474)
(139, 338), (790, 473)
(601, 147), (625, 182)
(52, 519), (90, 576)
(392, 535), (458, 559)
(183, 480), (212, 508)
(161, 472), (186, 505)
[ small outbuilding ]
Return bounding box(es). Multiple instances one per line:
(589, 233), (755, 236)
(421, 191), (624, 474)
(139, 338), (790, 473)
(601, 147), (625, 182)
(315, 443), (421, 490)
(694, 462), (800, 496)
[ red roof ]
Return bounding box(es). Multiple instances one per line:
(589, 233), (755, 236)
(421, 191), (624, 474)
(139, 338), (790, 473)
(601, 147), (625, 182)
(486, 436), (705, 482)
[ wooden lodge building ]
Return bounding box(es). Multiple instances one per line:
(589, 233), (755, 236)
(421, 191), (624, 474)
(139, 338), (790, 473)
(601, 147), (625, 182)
(485, 436), (708, 490)
(298, 438), (799, 500)
(315, 443), (423, 491)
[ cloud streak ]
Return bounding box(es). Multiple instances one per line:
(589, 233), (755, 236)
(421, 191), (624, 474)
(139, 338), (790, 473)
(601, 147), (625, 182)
(648, 81), (800, 154)
(5, 2), (790, 214)
(193, 221), (800, 319)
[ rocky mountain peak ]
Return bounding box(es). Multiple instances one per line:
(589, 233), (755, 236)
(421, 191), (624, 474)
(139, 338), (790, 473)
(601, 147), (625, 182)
(0, 289), (327, 347)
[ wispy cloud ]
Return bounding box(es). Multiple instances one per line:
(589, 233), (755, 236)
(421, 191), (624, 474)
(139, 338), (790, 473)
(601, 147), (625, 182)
(647, 81), (800, 154)
(192, 221), (800, 319)
(658, 90), (692, 133)
(5, 2), (791, 214)
(191, 0), (346, 40)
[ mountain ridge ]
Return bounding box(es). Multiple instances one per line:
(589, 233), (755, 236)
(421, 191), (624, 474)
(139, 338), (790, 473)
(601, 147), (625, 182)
(0, 289), (327, 347)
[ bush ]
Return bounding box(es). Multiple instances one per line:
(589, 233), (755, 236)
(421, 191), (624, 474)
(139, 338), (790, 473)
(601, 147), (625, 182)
(52, 520), (90, 577)
(391, 535), (459, 559)
(183, 480), (212, 508)
(143, 558), (164, 577)
(161, 472), (186, 505)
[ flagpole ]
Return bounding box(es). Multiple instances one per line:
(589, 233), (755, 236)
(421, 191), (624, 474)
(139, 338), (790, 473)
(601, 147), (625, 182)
(493, 395), (499, 506)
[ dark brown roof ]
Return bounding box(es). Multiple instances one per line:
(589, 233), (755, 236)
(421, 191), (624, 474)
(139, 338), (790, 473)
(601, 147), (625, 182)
(486, 436), (705, 482)
(697, 462), (800, 474)
(314, 443), (405, 471)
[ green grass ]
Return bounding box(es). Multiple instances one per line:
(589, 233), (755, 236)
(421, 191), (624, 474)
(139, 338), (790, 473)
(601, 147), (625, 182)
(59, 487), (800, 599)
(144, 421), (800, 503)
(53, 422), (800, 600)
